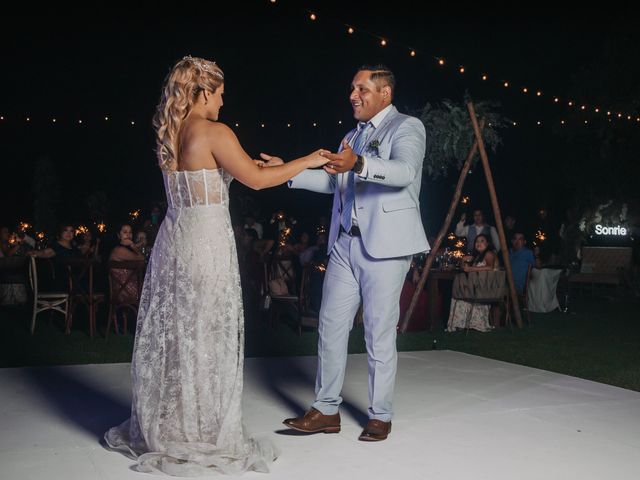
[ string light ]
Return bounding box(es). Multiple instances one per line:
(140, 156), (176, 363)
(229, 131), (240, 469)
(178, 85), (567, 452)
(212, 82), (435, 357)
(313, 122), (317, 127)
(131, 121), (135, 125)
(288, 8), (640, 125)
(235, 123), (239, 127)
(581, 105), (586, 110)
(261, 123), (265, 128)
(595, 108), (600, 113)
(105, 116), (109, 121)
(26, 117), (30, 122)
(287, 123), (291, 127)
(52, 118), (56, 123)
(78, 120), (83, 124)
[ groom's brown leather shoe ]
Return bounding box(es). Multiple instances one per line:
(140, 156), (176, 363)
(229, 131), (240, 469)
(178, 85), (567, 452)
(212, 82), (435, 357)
(283, 408), (341, 433)
(358, 419), (392, 441)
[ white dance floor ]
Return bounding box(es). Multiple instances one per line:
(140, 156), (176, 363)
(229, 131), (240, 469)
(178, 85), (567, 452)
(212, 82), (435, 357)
(1, 350), (639, 479)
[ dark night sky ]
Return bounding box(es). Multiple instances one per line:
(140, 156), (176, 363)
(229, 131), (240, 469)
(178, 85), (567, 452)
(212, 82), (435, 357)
(2, 4), (638, 236)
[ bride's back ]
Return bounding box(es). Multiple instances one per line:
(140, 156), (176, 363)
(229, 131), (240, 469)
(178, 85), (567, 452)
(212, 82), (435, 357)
(176, 118), (218, 171)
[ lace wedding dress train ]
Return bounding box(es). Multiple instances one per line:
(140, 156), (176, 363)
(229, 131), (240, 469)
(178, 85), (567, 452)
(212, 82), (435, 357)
(105, 168), (278, 476)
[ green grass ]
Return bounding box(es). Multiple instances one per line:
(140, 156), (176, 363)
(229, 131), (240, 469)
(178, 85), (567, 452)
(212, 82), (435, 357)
(2, 295), (639, 392)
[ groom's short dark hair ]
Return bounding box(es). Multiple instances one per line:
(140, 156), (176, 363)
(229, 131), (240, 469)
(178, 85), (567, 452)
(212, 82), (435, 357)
(358, 64), (395, 97)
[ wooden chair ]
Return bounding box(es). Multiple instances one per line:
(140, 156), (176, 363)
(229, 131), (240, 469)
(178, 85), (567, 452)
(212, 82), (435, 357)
(63, 258), (105, 337)
(451, 270), (507, 334)
(106, 260), (145, 338)
(263, 258), (299, 328)
(0, 256), (29, 307)
(27, 256), (69, 334)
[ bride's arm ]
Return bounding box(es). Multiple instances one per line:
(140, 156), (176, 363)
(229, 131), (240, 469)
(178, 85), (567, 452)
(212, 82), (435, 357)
(207, 123), (329, 190)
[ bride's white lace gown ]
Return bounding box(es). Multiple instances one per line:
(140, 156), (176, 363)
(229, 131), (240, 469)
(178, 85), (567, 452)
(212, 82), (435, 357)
(105, 168), (278, 476)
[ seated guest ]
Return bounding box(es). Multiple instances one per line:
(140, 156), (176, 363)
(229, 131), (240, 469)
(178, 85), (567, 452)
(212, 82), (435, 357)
(455, 209), (501, 252)
(509, 232), (539, 294)
(76, 228), (100, 259)
(110, 224), (145, 262)
(292, 231), (311, 256)
(28, 224), (83, 290)
(446, 234), (497, 333)
(108, 224), (145, 308)
(243, 213), (264, 240)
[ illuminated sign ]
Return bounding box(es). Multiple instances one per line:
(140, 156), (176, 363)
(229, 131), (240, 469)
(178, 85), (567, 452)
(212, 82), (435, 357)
(594, 224), (628, 236)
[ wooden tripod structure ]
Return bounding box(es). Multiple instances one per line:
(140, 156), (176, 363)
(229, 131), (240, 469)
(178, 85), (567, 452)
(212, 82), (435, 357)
(399, 102), (523, 332)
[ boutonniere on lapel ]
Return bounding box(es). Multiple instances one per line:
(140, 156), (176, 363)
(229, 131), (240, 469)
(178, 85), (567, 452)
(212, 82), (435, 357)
(366, 139), (380, 156)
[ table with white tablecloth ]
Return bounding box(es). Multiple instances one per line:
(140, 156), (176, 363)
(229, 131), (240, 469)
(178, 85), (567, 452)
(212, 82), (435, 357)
(527, 268), (562, 313)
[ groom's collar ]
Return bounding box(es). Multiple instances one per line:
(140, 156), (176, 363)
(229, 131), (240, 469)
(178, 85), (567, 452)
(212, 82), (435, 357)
(366, 104), (394, 130)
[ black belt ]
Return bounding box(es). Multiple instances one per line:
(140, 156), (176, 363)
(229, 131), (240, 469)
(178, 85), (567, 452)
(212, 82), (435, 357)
(341, 225), (361, 236)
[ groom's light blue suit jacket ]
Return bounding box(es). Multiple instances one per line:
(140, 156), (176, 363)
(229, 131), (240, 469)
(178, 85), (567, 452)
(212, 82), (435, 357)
(289, 106), (430, 259)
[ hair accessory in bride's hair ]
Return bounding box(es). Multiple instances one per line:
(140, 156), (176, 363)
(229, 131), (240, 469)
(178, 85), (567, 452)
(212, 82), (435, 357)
(182, 55), (224, 79)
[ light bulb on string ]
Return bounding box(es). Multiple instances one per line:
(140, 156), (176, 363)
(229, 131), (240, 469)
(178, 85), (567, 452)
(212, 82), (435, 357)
(554, 98), (559, 103)
(503, 81), (509, 88)
(523, 87), (528, 93)
(438, 58), (445, 66)
(309, 13), (316, 21)
(78, 120), (83, 124)
(380, 39), (387, 46)
(410, 50), (416, 57)
(348, 26), (354, 34)
(459, 66), (465, 74)
(536, 91), (542, 96)
(482, 74), (488, 81)
(568, 101), (573, 107)
(581, 105), (586, 110)
(595, 108), (600, 113)
(235, 123), (239, 127)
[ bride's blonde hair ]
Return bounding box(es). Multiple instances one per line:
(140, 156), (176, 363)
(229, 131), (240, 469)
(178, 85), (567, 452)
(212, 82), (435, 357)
(152, 56), (224, 171)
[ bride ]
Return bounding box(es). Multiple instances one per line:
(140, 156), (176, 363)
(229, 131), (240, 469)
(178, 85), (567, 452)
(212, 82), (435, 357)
(104, 55), (329, 475)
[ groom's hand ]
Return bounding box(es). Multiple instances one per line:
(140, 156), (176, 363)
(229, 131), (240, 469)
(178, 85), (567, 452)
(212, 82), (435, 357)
(254, 153), (284, 167)
(321, 140), (357, 174)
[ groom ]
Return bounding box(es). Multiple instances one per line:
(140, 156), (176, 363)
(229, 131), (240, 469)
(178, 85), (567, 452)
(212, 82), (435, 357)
(262, 65), (428, 441)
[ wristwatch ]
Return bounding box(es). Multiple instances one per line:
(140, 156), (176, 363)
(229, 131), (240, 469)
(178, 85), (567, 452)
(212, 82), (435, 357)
(352, 154), (364, 174)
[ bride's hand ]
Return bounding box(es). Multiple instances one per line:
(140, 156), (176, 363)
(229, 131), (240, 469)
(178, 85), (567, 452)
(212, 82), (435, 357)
(254, 153), (284, 168)
(307, 149), (331, 169)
